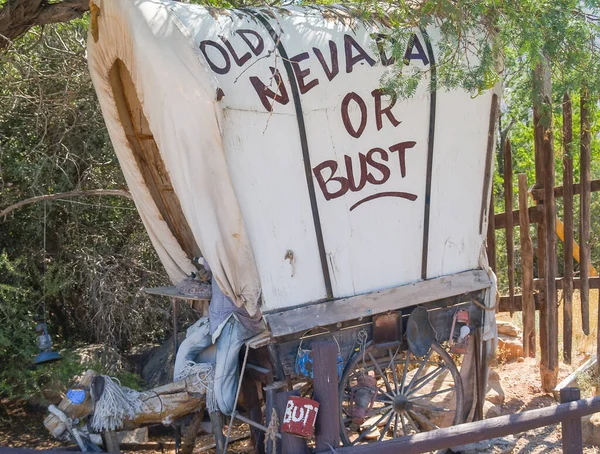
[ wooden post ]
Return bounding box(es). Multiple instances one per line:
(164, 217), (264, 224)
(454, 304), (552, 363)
(241, 379), (265, 454)
(563, 92), (574, 364)
(504, 139), (515, 315)
(265, 382), (286, 454)
(580, 87), (591, 336)
(102, 430), (121, 454)
(519, 174), (536, 358)
(312, 341), (340, 452)
(487, 195), (497, 274)
(276, 391), (309, 454)
(534, 61), (558, 391)
(172, 297), (179, 359)
(560, 388), (583, 454)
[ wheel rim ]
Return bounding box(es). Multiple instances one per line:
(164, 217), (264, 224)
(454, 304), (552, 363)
(339, 342), (464, 446)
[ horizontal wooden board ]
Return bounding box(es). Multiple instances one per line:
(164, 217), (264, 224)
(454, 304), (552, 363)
(264, 269), (491, 337)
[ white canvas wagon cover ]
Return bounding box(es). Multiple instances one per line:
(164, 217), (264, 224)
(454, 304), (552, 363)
(87, 0), (497, 324)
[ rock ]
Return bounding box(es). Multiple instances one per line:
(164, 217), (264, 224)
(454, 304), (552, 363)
(497, 336), (523, 362)
(119, 427), (149, 444)
(496, 321), (521, 338)
(483, 400), (502, 419)
(582, 412), (600, 446)
(517, 357), (525, 363)
(141, 333), (185, 389)
(486, 369), (505, 406)
(449, 435), (516, 453)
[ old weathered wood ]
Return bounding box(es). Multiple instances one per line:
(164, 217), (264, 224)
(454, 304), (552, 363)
(241, 379), (266, 454)
(562, 92), (574, 365)
(504, 139), (515, 315)
(334, 395), (600, 454)
(480, 93), (499, 234)
(109, 60), (200, 260)
(518, 174), (536, 358)
(265, 381), (286, 454)
(530, 178), (600, 200)
(102, 430), (121, 453)
(210, 412), (225, 454)
(44, 371), (207, 438)
(276, 391), (309, 454)
(172, 298), (179, 359)
(264, 270), (491, 338)
(498, 293), (543, 313)
(532, 63), (548, 391)
(313, 342), (340, 452)
(580, 87), (592, 336)
(486, 194), (497, 273)
(494, 205), (543, 229)
(560, 388), (583, 454)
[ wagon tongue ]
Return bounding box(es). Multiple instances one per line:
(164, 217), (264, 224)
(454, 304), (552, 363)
(406, 307), (435, 357)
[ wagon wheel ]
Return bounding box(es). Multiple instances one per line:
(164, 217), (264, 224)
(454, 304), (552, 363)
(339, 341), (464, 446)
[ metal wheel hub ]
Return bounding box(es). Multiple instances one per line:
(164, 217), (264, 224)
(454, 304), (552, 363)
(392, 394), (412, 413)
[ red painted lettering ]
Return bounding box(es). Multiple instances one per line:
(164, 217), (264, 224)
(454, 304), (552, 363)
(220, 35), (251, 66)
(313, 41), (339, 81)
(344, 34), (376, 73)
(341, 92), (367, 139)
(313, 160), (349, 201)
(249, 67), (290, 112)
(372, 89), (401, 131)
(290, 52), (319, 95)
(199, 40), (231, 75)
(389, 141), (416, 177)
(365, 148), (390, 184)
(237, 29), (264, 56)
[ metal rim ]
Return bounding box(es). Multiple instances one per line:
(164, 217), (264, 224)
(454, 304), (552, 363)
(338, 341), (464, 446)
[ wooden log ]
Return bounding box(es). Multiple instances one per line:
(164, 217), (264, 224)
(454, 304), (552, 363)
(276, 391), (309, 454)
(44, 371), (207, 438)
(533, 63), (550, 391)
(241, 379), (265, 454)
(313, 342), (340, 452)
(518, 174), (536, 358)
(265, 381), (286, 454)
(560, 388), (583, 454)
(334, 395), (600, 454)
(498, 293), (543, 313)
(541, 73), (558, 390)
(580, 87), (592, 336)
(563, 92), (574, 365)
(504, 139), (515, 315)
(530, 178), (600, 200)
(486, 194), (497, 273)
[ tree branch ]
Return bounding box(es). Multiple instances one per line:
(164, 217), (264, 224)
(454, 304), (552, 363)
(0, 189), (133, 218)
(0, 0), (89, 49)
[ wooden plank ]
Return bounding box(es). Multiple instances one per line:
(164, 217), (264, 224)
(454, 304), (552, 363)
(334, 396), (600, 454)
(518, 174), (536, 358)
(580, 87), (592, 335)
(560, 388), (583, 454)
(264, 270), (492, 338)
(504, 139), (515, 315)
(498, 292), (543, 313)
(563, 92), (574, 365)
(494, 205), (543, 229)
(530, 178), (600, 200)
(102, 430), (121, 454)
(486, 194), (497, 273)
(534, 276), (600, 291)
(313, 342), (340, 452)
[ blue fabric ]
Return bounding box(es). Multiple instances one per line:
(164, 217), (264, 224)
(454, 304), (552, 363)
(67, 389), (86, 404)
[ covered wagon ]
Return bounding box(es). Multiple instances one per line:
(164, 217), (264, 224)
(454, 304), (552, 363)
(83, 0), (500, 447)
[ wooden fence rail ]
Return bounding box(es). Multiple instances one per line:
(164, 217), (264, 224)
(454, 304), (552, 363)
(335, 389), (598, 454)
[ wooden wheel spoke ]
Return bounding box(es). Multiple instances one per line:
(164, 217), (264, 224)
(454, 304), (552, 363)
(405, 348), (433, 393)
(411, 386), (455, 400)
(352, 409), (393, 445)
(389, 347), (400, 394)
(377, 387), (396, 401)
(399, 350), (411, 395)
(406, 365), (448, 396)
(410, 401), (454, 413)
(378, 411), (394, 442)
(394, 413), (400, 438)
(368, 352), (394, 394)
(408, 409), (440, 431)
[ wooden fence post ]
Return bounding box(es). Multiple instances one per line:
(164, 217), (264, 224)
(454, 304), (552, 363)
(519, 174), (536, 358)
(313, 341), (340, 452)
(504, 139), (515, 315)
(487, 194), (497, 275)
(534, 61), (558, 391)
(580, 87), (592, 336)
(563, 92), (574, 364)
(560, 388), (583, 454)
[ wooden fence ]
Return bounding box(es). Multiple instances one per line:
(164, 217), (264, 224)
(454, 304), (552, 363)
(487, 81), (599, 390)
